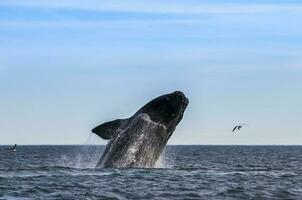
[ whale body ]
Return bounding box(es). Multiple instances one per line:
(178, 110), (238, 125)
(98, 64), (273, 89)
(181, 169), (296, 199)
(92, 91), (189, 168)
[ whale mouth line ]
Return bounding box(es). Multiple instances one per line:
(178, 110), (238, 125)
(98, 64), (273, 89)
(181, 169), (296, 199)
(139, 113), (167, 130)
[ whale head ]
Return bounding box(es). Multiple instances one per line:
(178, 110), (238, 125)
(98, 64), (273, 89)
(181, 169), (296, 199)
(137, 91), (189, 133)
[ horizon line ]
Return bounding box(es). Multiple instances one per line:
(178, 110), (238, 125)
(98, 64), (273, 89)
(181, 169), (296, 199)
(0, 144), (301, 146)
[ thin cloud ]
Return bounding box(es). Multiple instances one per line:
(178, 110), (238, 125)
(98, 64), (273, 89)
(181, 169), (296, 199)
(1, 0), (302, 14)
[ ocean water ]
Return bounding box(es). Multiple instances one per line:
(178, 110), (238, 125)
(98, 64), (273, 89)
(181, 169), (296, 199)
(0, 145), (301, 199)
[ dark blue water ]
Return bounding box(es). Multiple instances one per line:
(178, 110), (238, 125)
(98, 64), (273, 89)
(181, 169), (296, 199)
(0, 145), (301, 199)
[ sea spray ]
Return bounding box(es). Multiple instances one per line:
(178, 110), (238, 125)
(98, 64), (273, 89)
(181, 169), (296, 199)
(154, 148), (166, 168)
(74, 133), (104, 168)
(59, 133), (104, 168)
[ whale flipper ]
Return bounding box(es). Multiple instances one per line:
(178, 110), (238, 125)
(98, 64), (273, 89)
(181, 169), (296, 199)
(92, 119), (127, 139)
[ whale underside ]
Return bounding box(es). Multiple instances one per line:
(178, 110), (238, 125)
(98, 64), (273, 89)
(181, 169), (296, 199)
(92, 91), (189, 168)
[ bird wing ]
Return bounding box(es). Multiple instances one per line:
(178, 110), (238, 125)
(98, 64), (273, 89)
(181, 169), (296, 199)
(232, 126), (238, 132)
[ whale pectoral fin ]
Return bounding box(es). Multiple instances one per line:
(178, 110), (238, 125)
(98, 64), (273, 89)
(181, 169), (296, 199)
(92, 119), (127, 140)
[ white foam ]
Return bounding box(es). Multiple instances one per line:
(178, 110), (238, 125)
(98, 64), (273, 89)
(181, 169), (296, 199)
(155, 150), (166, 168)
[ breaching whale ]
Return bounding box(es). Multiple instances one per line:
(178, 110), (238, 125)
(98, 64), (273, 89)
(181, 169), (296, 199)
(92, 91), (189, 168)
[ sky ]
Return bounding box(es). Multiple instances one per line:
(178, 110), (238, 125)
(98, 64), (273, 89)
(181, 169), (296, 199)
(0, 0), (302, 145)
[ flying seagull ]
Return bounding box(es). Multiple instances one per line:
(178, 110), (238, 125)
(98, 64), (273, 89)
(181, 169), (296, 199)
(232, 124), (248, 132)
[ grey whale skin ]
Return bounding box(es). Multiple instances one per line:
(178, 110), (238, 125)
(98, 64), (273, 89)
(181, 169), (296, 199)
(92, 91), (189, 168)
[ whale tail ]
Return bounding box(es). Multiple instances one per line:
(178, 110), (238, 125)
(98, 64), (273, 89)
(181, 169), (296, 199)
(92, 119), (128, 140)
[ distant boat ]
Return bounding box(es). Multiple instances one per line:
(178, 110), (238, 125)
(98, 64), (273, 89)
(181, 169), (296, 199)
(12, 144), (17, 152)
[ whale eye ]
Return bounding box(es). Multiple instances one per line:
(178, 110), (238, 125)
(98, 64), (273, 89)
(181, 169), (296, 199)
(171, 114), (177, 119)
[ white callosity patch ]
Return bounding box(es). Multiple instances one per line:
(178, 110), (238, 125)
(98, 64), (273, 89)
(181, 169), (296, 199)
(140, 113), (167, 130)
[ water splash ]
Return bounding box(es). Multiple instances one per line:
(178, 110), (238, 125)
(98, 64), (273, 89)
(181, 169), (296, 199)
(75, 133), (104, 168)
(59, 133), (104, 169)
(155, 149), (166, 168)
